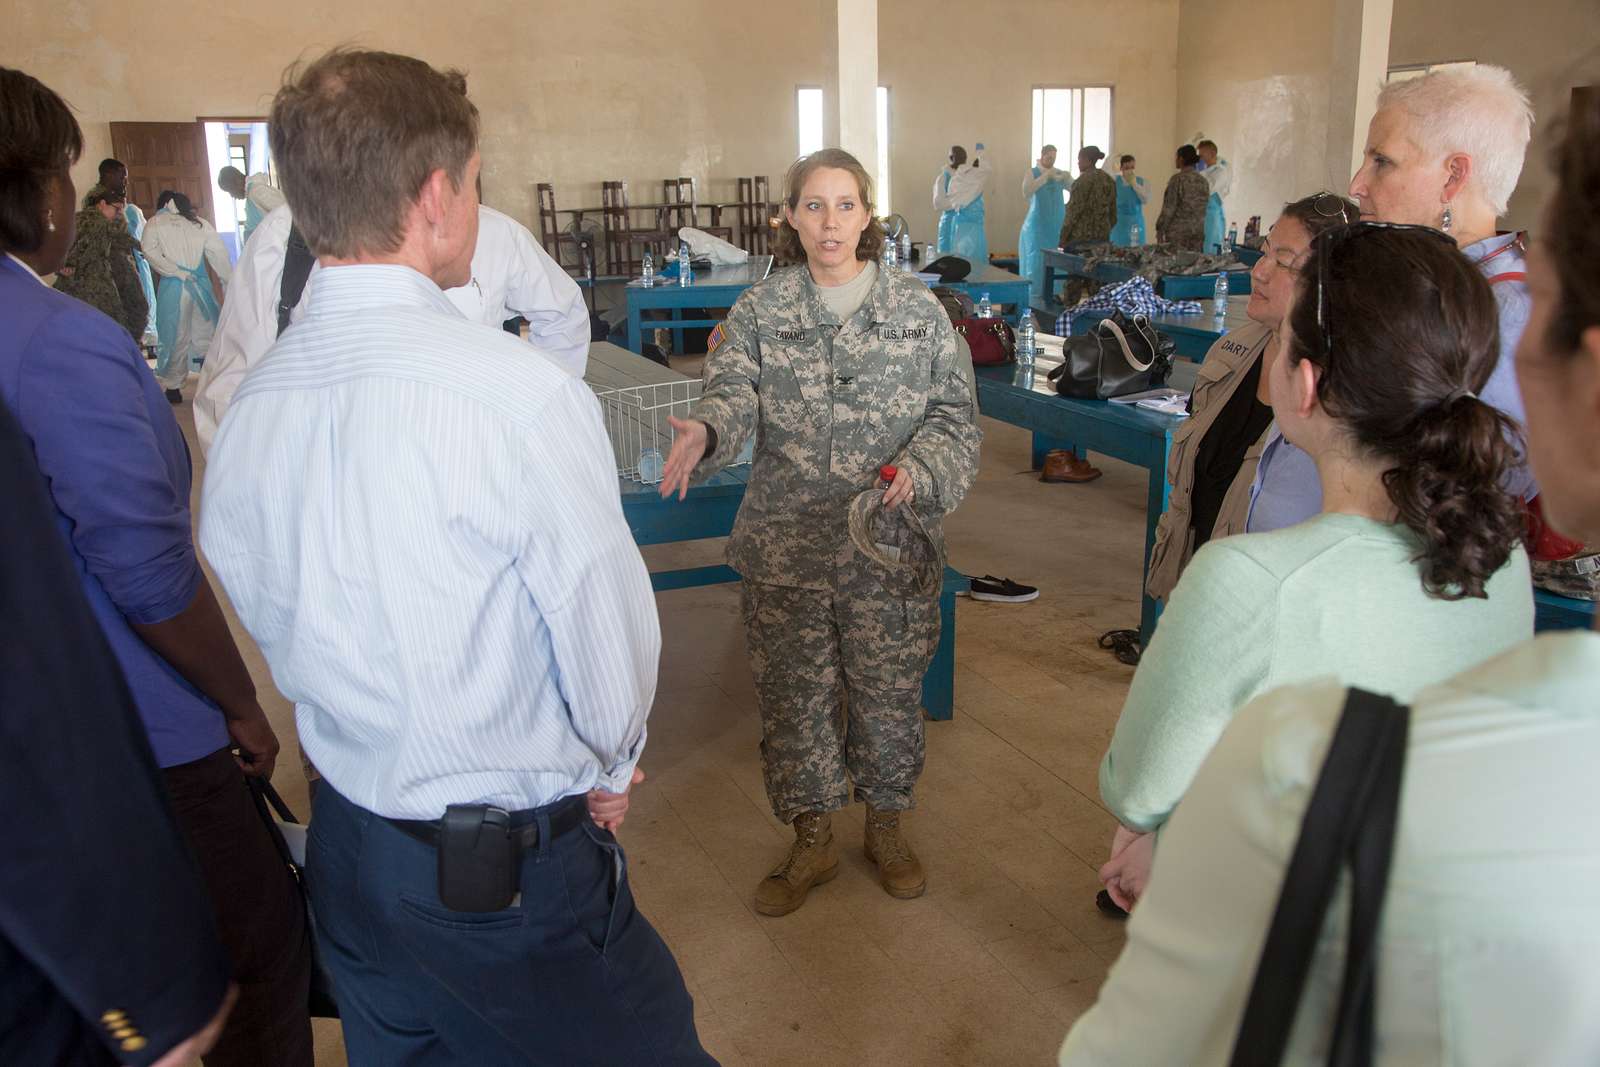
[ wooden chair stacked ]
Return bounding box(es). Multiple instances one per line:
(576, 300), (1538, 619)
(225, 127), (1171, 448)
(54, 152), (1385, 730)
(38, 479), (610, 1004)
(602, 180), (673, 277)
(662, 177), (733, 244)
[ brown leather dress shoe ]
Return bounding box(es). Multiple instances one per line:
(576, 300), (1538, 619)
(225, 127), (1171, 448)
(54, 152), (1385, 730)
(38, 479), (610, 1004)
(1041, 449), (1103, 483)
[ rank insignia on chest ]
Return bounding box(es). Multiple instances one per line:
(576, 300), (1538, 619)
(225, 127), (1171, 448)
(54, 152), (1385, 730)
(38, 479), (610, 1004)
(836, 374), (856, 386)
(878, 326), (931, 341)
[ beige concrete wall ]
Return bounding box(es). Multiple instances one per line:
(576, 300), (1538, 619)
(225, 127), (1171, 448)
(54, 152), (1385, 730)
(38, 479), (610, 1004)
(4, 1), (831, 230)
(1174, 0), (1345, 234)
(879, 0), (1181, 256)
(1389, 0), (1600, 231)
(10, 0), (1180, 262)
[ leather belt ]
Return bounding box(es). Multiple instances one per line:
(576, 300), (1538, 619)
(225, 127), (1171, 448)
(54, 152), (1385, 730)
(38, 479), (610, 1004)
(385, 796), (587, 850)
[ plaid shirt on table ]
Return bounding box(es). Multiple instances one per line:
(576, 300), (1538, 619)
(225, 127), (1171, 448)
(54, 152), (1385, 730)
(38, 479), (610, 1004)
(1054, 276), (1203, 335)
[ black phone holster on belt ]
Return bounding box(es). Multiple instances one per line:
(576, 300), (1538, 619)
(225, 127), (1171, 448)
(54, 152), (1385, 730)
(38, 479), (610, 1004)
(390, 800), (581, 913)
(437, 805), (521, 912)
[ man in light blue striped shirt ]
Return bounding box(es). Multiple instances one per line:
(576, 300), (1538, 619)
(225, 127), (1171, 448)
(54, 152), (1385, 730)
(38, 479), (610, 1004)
(199, 49), (711, 1064)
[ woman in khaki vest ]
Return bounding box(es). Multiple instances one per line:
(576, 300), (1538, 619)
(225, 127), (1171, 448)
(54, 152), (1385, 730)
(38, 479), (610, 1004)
(1143, 192), (1359, 603)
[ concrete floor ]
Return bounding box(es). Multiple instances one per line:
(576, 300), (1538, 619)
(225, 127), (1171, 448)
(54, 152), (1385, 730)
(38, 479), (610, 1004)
(179, 371), (1150, 1066)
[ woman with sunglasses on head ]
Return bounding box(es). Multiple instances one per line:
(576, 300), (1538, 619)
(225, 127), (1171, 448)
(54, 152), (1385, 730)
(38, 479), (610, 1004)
(1251, 64), (1538, 533)
(1145, 192), (1359, 606)
(1062, 103), (1600, 1067)
(1093, 223), (1533, 916)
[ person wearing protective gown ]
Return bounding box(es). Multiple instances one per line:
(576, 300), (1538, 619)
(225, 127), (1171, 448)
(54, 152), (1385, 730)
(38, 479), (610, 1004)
(1017, 144), (1069, 298)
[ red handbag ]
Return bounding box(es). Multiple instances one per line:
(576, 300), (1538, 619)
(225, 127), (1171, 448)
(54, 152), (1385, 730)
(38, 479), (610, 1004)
(954, 318), (1015, 365)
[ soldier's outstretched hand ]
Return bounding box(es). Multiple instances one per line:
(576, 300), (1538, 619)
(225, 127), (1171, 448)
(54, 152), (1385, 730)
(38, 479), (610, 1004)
(659, 416), (708, 501)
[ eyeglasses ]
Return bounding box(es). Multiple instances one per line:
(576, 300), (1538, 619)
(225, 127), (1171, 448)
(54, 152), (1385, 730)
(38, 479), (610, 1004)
(1310, 192), (1359, 224)
(1314, 221), (1457, 360)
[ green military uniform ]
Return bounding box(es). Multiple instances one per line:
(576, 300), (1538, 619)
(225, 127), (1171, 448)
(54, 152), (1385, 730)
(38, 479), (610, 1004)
(1157, 169), (1211, 252)
(691, 263), (981, 821)
(54, 207), (149, 342)
(1059, 167), (1118, 246)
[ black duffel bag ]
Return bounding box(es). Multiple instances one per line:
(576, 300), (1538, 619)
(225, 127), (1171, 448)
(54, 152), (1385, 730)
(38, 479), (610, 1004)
(1047, 311), (1176, 399)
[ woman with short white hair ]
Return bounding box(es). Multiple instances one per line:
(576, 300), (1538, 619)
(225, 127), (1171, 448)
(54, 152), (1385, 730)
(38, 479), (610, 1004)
(1250, 64), (1539, 532)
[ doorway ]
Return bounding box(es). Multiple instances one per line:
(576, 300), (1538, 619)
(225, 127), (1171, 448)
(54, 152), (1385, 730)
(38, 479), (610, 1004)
(109, 118), (273, 263)
(204, 119), (274, 260)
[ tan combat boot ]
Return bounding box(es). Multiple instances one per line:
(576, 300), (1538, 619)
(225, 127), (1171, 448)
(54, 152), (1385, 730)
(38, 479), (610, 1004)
(754, 812), (839, 917)
(864, 807), (926, 899)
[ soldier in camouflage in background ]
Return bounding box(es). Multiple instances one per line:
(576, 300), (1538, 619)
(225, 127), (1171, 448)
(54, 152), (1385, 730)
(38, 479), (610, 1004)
(658, 149), (982, 916)
(1058, 146), (1118, 247)
(54, 187), (148, 342)
(1157, 144), (1211, 252)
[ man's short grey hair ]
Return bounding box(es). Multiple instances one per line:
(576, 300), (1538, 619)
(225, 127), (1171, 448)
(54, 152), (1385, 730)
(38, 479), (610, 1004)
(1376, 63), (1533, 216)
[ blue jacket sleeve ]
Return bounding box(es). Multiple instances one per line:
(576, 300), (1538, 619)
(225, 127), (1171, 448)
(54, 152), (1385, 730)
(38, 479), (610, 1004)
(15, 303), (201, 624)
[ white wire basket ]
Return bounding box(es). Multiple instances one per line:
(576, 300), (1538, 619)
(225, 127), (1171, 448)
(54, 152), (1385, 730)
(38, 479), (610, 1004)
(589, 380), (701, 484)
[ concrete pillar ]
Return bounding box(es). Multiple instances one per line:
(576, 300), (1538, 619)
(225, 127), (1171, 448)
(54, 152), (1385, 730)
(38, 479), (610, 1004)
(825, 0), (879, 183)
(1326, 0), (1394, 189)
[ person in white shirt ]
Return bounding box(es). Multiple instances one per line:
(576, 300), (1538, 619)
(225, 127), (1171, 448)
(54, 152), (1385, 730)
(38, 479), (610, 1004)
(198, 48), (710, 1065)
(217, 165), (285, 247)
(141, 190), (231, 401)
(194, 201), (588, 453)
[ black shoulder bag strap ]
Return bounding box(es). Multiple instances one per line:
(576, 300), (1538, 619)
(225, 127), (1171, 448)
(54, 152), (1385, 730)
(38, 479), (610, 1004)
(1229, 688), (1411, 1067)
(244, 776), (342, 1019)
(277, 224), (315, 338)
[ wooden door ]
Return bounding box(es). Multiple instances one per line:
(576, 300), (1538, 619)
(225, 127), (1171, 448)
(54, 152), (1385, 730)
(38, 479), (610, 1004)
(109, 121), (213, 222)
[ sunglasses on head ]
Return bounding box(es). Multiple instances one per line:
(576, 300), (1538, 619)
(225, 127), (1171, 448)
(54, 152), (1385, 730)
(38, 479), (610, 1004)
(1310, 192), (1359, 223)
(1314, 221), (1456, 360)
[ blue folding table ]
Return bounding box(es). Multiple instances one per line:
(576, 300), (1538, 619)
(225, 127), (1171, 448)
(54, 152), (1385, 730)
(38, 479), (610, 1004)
(623, 257), (1031, 355)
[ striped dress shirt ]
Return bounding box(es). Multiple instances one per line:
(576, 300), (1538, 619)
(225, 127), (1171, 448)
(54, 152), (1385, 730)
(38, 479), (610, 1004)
(199, 265), (658, 820)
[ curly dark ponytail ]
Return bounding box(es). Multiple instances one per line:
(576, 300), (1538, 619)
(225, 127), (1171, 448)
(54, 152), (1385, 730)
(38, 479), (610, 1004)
(1380, 395), (1525, 598)
(1287, 224), (1525, 599)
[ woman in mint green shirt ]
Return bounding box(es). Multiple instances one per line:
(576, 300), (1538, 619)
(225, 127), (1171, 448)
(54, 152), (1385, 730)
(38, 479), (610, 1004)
(1097, 222), (1533, 908)
(1061, 101), (1600, 1067)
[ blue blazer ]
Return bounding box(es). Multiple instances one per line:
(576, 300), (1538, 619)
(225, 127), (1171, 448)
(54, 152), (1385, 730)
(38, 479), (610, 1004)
(0, 380), (229, 1065)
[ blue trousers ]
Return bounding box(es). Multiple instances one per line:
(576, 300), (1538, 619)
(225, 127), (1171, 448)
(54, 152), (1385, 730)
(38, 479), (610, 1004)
(307, 785), (712, 1066)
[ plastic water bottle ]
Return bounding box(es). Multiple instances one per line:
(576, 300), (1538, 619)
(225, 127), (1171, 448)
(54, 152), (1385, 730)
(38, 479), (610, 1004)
(978, 292), (993, 319)
(882, 241), (898, 270)
(638, 447), (664, 484)
(1129, 217), (1143, 246)
(899, 232), (912, 267)
(640, 249), (654, 286)
(1016, 312), (1036, 365)
(1212, 272), (1228, 313)
(677, 240), (692, 287)
(1227, 221), (1239, 249)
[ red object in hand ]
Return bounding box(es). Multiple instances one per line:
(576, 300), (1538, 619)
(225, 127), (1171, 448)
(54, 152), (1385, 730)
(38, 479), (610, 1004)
(879, 465), (898, 484)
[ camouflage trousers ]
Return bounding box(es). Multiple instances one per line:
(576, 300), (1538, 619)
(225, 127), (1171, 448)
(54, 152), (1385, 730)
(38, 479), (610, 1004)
(740, 577), (941, 823)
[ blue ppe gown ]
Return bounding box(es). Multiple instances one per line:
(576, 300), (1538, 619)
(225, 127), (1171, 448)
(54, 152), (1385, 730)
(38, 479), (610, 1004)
(1111, 176), (1148, 247)
(1018, 167), (1067, 299)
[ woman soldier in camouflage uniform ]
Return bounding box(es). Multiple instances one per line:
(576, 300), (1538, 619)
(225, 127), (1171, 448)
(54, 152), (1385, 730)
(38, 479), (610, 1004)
(54, 187), (148, 341)
(1156, 144), (1211, 253)
(659, 149), (982, 916)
